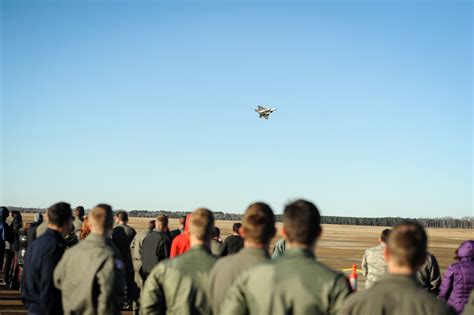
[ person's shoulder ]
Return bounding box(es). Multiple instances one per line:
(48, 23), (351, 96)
(212, 251), (239, 270)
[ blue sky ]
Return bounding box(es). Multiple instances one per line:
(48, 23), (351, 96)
(1, 0), (472, 217)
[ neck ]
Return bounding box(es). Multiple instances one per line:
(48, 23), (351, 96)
(388, 264), (415, 276)
(287, 241), (314, 251)
(47, 224), (63, 233)
(190, 236), (210, 249)
(233, 232), (239, 236)
(244, 240), (266, 250)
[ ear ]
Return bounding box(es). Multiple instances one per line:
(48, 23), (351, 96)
(238, 226), (244, 236)
(281, 227), (287, 240)
(316, 226), (323, 239)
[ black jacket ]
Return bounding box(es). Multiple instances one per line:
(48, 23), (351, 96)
(26, 222), (41, 245)
(22, 229), (66, 315)
(141, 231), (171, 277)
(220, 235), (244, 257)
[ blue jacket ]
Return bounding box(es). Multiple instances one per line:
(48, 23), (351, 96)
(22, 229), (66, 315)
(0, 208), (9, 249)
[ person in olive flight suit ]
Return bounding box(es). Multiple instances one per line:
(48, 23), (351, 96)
(54, 204), (126, 315)
(140, 208), (217, 315)
(210, 202), (276, 315)
(339, 220), (455, 315)
(221, 199), (352, 315)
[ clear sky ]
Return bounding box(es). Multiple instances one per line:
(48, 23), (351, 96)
(1, 0), (472, 217)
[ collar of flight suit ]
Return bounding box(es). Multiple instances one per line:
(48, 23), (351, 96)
(239, 247), (270, 258)
(188, 244), (213, 254)
(282, 247), (316, 260)
(376, 273), (418, 287)
(84, 233), (109, 244)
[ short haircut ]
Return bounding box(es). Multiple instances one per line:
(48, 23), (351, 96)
(156, 215), (169, 228)
(283, 199), (321, 246)
(380, 229), (391, 243)
(74, 206), (85, 217)
(148, 220), (156, 230)
(117, 211), (129, 223)
(48, 202), (73, 227)
(179, 215), (187, 226)
(89, 204), (114, 232)
(189, 208), (214, 241)
(0, 207), (9, 220)
(212, 227), (220, 238)
(232, 222), (242, 233)
(243, 202), (276, 244)
(387, 220), (427, 268)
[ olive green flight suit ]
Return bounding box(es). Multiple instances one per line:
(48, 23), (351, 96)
(140, 245), (217, 315)
(53, 234), (126, 315)
(221, 248), (352, 315)
(339, 274), (455, 315)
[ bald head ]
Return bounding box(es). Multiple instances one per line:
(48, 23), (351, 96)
(89, 204), (114, 235)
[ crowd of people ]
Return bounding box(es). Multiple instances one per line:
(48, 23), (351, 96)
(0, 201), (472, 315)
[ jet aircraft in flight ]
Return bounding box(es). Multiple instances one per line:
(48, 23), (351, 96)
(255, 106), (277, 120)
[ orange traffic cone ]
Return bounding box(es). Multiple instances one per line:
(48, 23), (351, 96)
(349, 264), (358, 291)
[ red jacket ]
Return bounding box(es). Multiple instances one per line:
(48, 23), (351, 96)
(170, 214), (190, 258)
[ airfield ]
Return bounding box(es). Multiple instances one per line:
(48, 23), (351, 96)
(0, 214), (472, 314)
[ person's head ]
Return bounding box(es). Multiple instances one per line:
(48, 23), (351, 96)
(89, 204), (114, 236)
(80, 216), (91, 240)
(232, 222), (242, 235)
(242, 202), (276, 247)
(454, 240), (474, 261)
(0, 207), (9, 221)
(11, 211), (22, 222)
(47, 202), (73, 235)
(155, 215), (168, 232)
(33, 213), (43, 224)
(179, 215), (186, 229)
(74, 206), (85, 218)
(212, 227), (221, 240)
(282, 199), (321, 249)
(116, 211), (129, 224)
(148, 220), (156, 231)
(385, 220), (427, 274)
(380, 229), (391, 244)
(189, 208), (214, 246)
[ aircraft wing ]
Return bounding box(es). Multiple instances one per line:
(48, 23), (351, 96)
(257, 105), (267, 111)
(262, 114), (269, 120)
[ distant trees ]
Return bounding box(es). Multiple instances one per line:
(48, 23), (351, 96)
(6, 206), (472, 229)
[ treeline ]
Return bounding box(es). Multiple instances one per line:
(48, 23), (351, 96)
(6, 207), (472, 229)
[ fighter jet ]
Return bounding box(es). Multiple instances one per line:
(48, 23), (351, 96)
(255, 106), (277, 120)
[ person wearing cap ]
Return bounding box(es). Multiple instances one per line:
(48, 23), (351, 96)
(22, 202), (73, 314)
(140, 208), (217, 315)
(221, 199), (352, 315)
(210, 202), (276, 315)
(27, 213), (43, 245)
(339, 221), (454, 315)
(54, 204), (126, 315)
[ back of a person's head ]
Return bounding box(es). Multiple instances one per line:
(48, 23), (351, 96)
(387, 220), (427, 269)
(243, 202), (276, 245)
(117, 211), (129, 223)
(232, 222), (242, 233)
(156, 215), (169, 229)
(89, 204), (114, 234)
(12, 211), (22, 221)
(179, 215), (186, 226)
(48, 202), (73, 227)
(212, 227), (220, 238)
(189, 208), (214, 241)
(380, 229), (391, 244)
(74, 206), (85, 218)
(148, 220), (156, 230)
(33, 213), (43, 224)
(283, 199), (321, 246)
(0, 207), (9, 221)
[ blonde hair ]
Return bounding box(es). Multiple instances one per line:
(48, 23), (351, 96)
(89, 204), (114, 233)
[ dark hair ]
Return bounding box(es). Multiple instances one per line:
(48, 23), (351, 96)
(179, 215), (187, 227)
(117, 211), (129, 223)
(48, 202), (73, 227)
(387, 220), (427, 268)
(74, 206), (85, 217)
(0, 207), (9, 221)
(243, 202), (276, 244)
(213, 227), (221, 238)
(232, 222), (242, 233)
(381, 229), (391, 243)
(283, 199), (321, 245)
(156, 215), (169, 228)
(148, 220), (156, 230)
